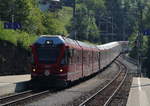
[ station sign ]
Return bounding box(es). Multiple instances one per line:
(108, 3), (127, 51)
(4, 22), (22, 30)
(142, 29), (150, 36)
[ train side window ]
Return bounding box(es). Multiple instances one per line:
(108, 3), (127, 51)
(76, 50), (81, 63)
(83, 51), (87, 63)
(78, 56), (80, 63)
(68, 48), (75, 57)
(89, 53), (91, 64)
(74, 49), (78, 64)
(69, 49), (73, 64)
(61, 49), (70, 65)
(30, 54), (35, 65)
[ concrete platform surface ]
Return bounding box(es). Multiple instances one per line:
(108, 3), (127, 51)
(127, 77), (150, 106)
(0, 74), (30, 96)
(0, 74), (30, 84)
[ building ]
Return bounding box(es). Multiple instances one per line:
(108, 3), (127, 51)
(38, 0), (51, 11)
(38, 0), (61, 11)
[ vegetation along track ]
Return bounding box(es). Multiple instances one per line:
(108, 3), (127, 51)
(79, 60), (128, 106)
(0, 90), (50, 106)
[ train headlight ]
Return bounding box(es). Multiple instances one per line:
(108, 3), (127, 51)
(44, 70), (50, 76)
(60, 69), (63, 72)
(33, 69), (36, 72)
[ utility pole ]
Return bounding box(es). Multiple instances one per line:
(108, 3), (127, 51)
(73, 0), (76, 17)
(111, 16), (114, 41)
(123, 17), (125, 40)
(73, 0), (76, 40)
(11, 14), (14, 29)
(11, 0), (15, 30)
(122, 0), (126, 41)
(137, 0), (144, 77)
(99, 16), (115, 43)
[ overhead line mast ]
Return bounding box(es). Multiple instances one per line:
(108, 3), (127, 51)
(137, 0), (144, 77)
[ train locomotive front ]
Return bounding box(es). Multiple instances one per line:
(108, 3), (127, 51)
(30, 35), (69, 87)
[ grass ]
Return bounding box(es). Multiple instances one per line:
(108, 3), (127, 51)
(0, 21), (37, 49)
(0, 7), (72, 48)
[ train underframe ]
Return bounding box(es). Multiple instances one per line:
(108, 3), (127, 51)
(30, 74), (69, 89)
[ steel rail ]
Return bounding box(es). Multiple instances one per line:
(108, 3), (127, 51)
(103, 60), (128, 106)
(0, 90), (32, 101)
(79, 61), (123, 106)
(0, 90), (49, 106)
(122, 55), (137, 65)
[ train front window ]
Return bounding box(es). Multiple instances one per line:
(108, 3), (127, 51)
(37, 47), (60, 64)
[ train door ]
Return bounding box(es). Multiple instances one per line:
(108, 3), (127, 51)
(92, 50), (94, 73)
(82, 49), (89, 77)
(75, 49), (82, 79)
(81, 48), (84, 77)
(89, 50), (93, 75)
(99, 51), (101, 70)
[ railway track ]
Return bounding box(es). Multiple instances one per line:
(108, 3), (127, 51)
(122, 54), (137, 65)
(0, 59), (128, 106)
(0, 90), (49, 106)
(79, 60), (128, 106)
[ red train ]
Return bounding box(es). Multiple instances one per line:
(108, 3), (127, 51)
(30, 35), (128, 87)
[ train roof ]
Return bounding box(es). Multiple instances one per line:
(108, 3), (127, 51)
(97, 42), (120, 50)
(51, 0), (60, 1)
(35, 35), (121, 50)
(35, 35), (97, 49)
(63, 36), (97, 49)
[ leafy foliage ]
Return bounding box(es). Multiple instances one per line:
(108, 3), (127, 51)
(0, 21), (37, 49)
(0, 0), (72, 35)
(144, 37), (150, 77)
(0, 0), (45, 34)
(1, 0), (150, 77)
(68, 3), (100, 42)
(128, 33), (138, 59)
(43, 7), (72, 35)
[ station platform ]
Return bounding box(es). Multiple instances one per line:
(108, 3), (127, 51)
(127, 77), (150, 106)
(0, 74), (30, 96)
(0, 74), (30, 86)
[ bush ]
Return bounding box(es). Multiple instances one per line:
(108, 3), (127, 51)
(0, 21), (37, 49)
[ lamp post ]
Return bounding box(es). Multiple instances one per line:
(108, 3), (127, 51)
(73, 0), (76, 17)
(99, 16), (115, 42)
(11, 14), (14, 29)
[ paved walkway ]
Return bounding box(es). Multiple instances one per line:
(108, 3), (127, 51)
(127, 77), (150, 106)
(0, 74), (30, 86)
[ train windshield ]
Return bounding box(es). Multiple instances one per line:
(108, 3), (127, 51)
(37, 47), (60, 64)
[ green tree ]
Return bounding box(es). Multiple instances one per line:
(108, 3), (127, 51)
(69, 3), (100, 42)
(43, 13), (67, 35)
(0, 0), (45, 34)
(69, 4), (90, 40)
(144, 37), (150, 77)
(128, 32), (138, 59)
(88, 15), (100, 42)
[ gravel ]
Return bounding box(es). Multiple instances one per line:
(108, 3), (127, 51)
(25, 55), (137, 106)
(26, 59), (120, 106)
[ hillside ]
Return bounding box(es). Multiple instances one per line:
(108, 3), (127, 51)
(0, 6), (72, 75)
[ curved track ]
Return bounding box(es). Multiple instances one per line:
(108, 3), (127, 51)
(0, 59), (128, 106)
(79, 60), (128, 106)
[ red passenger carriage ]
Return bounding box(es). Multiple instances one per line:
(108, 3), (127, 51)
(30, 35), (128, 87)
